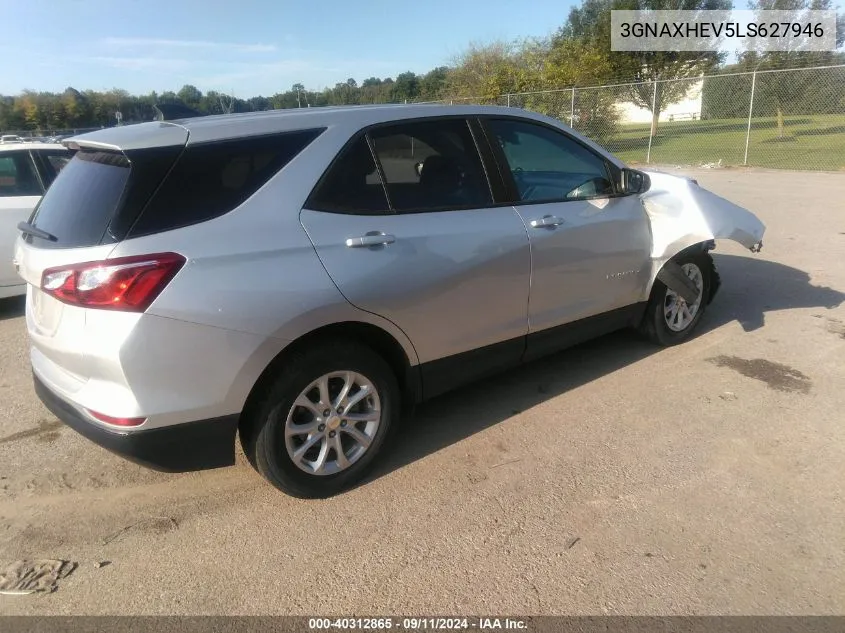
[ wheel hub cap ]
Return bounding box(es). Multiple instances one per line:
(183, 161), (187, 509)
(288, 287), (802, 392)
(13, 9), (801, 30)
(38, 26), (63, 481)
(663, 262), (704, 332)
(283, 371), (381, 476)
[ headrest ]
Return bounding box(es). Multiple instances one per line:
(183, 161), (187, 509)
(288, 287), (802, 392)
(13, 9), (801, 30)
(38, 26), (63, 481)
(419, 155), (461, 190)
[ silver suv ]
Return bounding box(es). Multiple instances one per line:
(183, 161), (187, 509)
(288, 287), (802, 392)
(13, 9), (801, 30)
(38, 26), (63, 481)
(14, 105), (765, 497)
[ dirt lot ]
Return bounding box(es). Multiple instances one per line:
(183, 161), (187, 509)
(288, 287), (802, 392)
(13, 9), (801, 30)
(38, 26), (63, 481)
(0, 168), (843, 615)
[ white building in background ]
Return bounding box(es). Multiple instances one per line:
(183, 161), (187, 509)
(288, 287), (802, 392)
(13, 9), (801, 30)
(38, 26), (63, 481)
(615, 78), (704, 124)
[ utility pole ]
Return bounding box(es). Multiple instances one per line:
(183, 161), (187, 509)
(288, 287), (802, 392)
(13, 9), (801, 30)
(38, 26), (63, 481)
(218, 91), (235, 114)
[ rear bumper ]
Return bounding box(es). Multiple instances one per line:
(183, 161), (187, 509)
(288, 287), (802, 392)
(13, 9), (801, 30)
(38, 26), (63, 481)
(34, 374), (239, 472)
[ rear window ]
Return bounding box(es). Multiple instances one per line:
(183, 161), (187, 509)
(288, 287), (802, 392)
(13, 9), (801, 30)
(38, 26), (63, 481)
(26, 128), (323, 248)
(129, 128), (324, 238)
(28, 151), (131, 248)
(43, 151), (73, 177)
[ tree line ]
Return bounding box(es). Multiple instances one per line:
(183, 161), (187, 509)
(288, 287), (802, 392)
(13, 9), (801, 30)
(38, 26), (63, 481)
(0, 69), (450, 133)
(0, 68), (456, 133)
(2, 0), (842, 135)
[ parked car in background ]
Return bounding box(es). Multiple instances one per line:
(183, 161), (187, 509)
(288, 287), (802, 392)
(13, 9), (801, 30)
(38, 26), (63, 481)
(0, 135), (24, 144)
(14, 105), (764, 497)
(1, 142), (74, 298)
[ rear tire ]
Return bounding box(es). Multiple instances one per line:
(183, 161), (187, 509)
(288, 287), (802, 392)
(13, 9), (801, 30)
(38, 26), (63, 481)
(241, 341), (399, 498)
(639, 248), (714, 346)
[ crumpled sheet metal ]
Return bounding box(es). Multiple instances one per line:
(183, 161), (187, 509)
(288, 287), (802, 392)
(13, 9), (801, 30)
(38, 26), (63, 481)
(641, 170), (765, 259)
(639, 170), (766, 295)
(0, 559), (76, 594)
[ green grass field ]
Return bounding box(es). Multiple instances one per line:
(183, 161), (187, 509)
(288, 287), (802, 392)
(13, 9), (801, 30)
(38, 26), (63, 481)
(598, 114), (845, 171)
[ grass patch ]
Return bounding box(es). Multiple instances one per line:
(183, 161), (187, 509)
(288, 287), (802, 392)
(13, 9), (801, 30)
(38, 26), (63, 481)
(597, 114), (845, 171)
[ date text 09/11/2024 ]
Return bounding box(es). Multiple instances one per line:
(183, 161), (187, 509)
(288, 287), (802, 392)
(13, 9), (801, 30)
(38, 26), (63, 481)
(308, 617), (529, 630)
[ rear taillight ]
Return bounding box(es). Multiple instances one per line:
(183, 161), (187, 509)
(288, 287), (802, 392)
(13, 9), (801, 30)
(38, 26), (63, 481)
(41, 253), (186, 312)
(86, 409), (146, 427)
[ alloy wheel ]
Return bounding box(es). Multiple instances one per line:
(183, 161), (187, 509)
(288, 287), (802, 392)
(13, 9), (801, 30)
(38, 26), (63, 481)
(283, 371), (381, 476)
(663, 263), (704, 332)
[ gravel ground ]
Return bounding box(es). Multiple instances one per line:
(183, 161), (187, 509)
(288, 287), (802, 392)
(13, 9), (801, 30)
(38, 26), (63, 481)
(0, 168), (843, 615)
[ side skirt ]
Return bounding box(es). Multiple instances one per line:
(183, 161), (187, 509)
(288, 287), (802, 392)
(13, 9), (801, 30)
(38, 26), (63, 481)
(417, 303), (647, 402)
(523, 303), (646, 364)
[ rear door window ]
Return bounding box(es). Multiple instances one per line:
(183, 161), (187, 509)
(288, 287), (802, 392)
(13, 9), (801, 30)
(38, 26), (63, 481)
(0, 151), (42, 197)
(307, 118), (493, 215)
(369, 119), (492, 213)
(306, 137), (390, 215)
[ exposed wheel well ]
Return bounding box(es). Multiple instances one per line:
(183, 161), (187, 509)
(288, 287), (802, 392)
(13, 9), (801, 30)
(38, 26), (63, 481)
(239, 322), (417, 435)
(651, 240), (719, 303)
(680, 240), (719, 303)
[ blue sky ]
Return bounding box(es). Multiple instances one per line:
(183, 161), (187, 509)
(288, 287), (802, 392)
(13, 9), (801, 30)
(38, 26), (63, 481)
(2, 0), (574, 97)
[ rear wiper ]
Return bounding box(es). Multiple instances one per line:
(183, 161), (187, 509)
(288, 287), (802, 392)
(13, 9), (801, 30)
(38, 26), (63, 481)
(17, 221), (57, 242)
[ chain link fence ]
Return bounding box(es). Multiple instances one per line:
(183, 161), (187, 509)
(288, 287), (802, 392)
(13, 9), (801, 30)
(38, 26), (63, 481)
(423, 64), (845, 171)
(4, 66), (842, 170)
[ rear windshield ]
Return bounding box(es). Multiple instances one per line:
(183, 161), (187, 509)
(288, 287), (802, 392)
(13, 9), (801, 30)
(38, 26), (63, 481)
(28, 150), (131, 248)
(27, 128), (323, 249)
(42, 151), (74, 179)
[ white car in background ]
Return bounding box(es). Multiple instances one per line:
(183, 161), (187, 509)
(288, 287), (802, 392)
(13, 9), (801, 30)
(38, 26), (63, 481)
(1, 142), (73, 298)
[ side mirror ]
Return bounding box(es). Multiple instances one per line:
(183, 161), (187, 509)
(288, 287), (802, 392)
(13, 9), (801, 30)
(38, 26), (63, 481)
(620, 168), (651, 195)
(415, 162), (424, 177)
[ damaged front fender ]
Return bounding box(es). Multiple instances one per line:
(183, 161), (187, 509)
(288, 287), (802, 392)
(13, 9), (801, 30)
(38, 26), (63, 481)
(640, 170), (765, 296)
(641, 171), (765, 258)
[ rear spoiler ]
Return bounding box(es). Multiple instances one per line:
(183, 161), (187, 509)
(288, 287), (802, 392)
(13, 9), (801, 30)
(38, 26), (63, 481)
(153, 103), (203, 121)
(61, 120), (190, 152)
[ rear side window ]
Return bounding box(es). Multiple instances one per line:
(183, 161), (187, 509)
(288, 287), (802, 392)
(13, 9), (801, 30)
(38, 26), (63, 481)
(129, 128), (323, 237)
(0, 151), (41, 197)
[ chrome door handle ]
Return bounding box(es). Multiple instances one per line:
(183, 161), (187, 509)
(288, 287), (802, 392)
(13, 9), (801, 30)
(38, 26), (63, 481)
(529, 215), (564, 228)
(345, 233), (396, 248)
